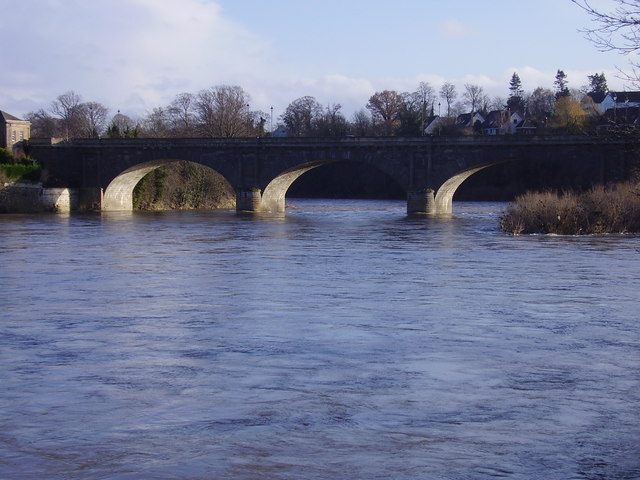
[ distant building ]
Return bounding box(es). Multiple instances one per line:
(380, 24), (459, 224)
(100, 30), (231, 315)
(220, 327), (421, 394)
(515, 118), (537, 135)
(581, 91), (609, 114)
(455, 112), (484, 129)
(423, 115), (443, 135)
(481, 110), (523, 135)
(1, 110), (31, 149)
(583, 91), (640, 115)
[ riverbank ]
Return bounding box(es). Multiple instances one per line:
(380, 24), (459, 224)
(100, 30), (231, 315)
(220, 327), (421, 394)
(500, 182), (640, 234)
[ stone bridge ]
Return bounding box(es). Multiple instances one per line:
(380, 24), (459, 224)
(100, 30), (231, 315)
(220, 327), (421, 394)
(28, 135), (639, 214)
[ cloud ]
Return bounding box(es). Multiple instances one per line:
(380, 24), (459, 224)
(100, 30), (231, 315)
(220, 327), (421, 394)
(2, 0), (271, 116)
(439, 19), (476, 38)
(1, 1), (628, 121)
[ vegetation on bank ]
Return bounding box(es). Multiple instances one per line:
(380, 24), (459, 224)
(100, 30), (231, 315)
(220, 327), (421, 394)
(500, 182), (640, 235)
(132, 161), (235, 210)
(0, 148), (41, 183)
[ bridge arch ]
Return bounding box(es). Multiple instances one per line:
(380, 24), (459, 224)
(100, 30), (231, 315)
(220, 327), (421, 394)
(102, 159), (235, 211)
(260, 160), (340, 213)
(258, 158), (406, 213)
(434, 159), (513, 214)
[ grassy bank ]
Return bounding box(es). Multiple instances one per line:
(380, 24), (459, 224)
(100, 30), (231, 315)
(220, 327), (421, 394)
(0, 148), (41, 183)
(0, 163), (41, 183)
(500, 182), (640, 235)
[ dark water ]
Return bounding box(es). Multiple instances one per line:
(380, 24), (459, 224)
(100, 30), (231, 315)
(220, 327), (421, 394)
(1, 200), (639, 480)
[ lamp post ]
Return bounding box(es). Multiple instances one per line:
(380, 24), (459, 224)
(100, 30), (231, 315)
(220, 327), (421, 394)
(88, 105), (94, 138)
(245, 104), (251, 135)
(270, 106), (273, 134)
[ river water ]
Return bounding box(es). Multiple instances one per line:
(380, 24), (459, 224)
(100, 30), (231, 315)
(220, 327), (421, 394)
(1, 200), (639, 480)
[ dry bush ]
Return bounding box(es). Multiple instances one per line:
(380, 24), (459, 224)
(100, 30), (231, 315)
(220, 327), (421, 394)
(500, 182), (640, 234)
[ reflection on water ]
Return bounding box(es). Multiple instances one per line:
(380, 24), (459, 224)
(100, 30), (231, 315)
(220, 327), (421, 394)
(1, 200), (639, 480)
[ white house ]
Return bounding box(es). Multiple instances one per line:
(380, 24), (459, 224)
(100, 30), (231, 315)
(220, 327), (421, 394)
(423, 115), (443, 135)
(454, 112), (484, 129)
(584, 91), (640, 115)
(482, 110), (523, 135)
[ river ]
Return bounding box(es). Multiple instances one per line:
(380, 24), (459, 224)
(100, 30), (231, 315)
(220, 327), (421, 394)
(1, 200), (639, 480)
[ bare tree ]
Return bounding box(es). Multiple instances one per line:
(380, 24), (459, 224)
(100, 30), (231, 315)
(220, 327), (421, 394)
(416, 81), (436, 114)
(81, 101), (109, 137)
(168, 92), (196, 135)
(439, 82), (457, 117)
(351, 109), (373, 136)
(462, 84), (485, 113)
(314, 103), (348, 137)
(281, 96), (324, 136)
(49, 92), (109, 138)
(143, 107), (170, 138)
(572, 0), (640, 84)
(479, 93), (491, 114)
(490, 96), (507, 111)
(195, 85), (252, 137)
(25, 109), (58, 138)
(396, 88), (440, 136)
(51, 91), (84, 138)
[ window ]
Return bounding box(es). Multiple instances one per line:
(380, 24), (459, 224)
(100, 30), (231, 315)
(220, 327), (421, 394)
(11, 130), (16, 142)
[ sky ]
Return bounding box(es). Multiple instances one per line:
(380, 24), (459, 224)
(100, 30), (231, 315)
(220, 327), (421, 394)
(1, 0), (637, 122)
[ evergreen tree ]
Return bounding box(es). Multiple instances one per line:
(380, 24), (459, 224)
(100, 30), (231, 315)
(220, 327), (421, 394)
(554, 70), (570, 99)
(507, 72), (525, 112)
(587, 72), (608, 94)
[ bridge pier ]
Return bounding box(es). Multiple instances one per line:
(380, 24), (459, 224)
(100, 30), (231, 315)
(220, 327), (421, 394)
(236, 188), (262, 212)
(79, 187), (104, 211)
(236, 188), (287, 213)
(407, 189), (436, 215)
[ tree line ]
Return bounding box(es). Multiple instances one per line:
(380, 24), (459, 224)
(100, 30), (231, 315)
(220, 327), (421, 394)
(25, 70), (614, 140)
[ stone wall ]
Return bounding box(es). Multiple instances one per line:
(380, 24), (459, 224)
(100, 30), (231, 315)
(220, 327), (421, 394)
(0, 183), (78, 213)
(0, 183), (43, 213)
(41, 188), (79, 212)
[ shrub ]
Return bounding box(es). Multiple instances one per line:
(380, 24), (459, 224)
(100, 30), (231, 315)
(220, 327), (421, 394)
(500, 182), (640, 234)
(0, 148), (13, 163)
(0, 163), (42, 182)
